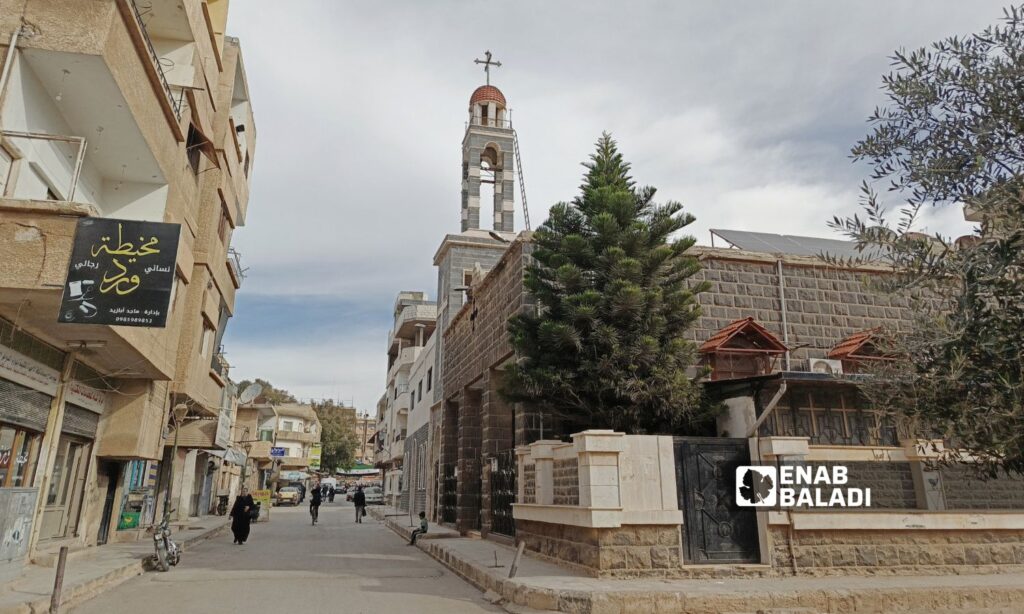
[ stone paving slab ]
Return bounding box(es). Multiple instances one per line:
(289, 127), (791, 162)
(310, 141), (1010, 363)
(0, 517), (228, 614)
(370, 508), (1024, 614)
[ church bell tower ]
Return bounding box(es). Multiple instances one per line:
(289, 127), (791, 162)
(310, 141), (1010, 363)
(433, 52), (522, 406)
(461, 53), (516, 233)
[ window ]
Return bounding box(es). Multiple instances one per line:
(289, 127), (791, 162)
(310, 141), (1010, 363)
(411, 391), (415, 410)
(282, 420), (294, 432)
(186, 125), (203, 174)
(198, 324), (215, 357)
(417, 381), (423, 402)
(0, 424), (42, 488)
(426, 368), (432, 391)
(217, 206), (230, 244)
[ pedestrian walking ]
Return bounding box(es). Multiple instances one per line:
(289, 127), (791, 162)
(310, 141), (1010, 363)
(309, 481), (322, 525)
(353, 486), (366, 523)
(230, 487), (255, 545)
(328, 485), (336, 503)
(408, 511), (428, 545)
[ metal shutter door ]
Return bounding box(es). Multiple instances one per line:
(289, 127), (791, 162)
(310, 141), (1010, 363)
(62, 404), (99, 439)
(0, 378), (51, 432)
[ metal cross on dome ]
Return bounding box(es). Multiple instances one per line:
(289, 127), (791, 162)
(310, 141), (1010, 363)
(474, 50), (502, 85)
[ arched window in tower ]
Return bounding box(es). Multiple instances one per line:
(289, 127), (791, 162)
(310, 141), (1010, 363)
(480, 145), (498, 227)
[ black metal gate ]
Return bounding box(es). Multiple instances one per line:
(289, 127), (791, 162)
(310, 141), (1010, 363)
(441, 463), (457, 524)
(490, 449), (516, 536)
(673, 437), (760, 564)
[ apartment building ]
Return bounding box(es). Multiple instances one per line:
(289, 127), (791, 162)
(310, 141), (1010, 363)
(273, 403), (321, 488)
(353, 413), (374, 465)
(233, 400), (278, 492)
(376, 292), (436, 506)
(0, 0), (256, 575)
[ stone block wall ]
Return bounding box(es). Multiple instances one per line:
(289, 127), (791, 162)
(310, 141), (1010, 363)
(516, 519), (683, 577)
(443, 238), (532, 398)
(940, 466), (1024, 510)
(814, 461), (918, 509)
(769, 527), (1024, 576)
(687, 248), (916, 366)
(552, 458), (579, 506)
(441, 237), (535, 532)
(522, 463), (536, 504)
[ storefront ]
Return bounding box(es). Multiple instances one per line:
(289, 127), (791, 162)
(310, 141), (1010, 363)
(0, 330), (108, 547)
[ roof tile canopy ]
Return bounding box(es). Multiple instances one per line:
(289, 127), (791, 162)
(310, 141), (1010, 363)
(828, 328), (893, 361)
(699, 317), (788, 354)
(470, 85), (506, 107)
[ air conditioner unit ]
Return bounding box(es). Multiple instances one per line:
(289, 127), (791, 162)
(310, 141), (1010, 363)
(808, 358), (844, 375)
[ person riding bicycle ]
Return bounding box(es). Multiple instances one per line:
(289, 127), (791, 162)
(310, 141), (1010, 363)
(309, 482), (323, 524)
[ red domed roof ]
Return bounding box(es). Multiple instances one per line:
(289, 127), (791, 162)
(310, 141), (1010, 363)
(470, 85), (506, 107)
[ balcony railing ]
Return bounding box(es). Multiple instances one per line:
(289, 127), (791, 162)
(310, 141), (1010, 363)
(467, 116), (512, 129)
(127, 0), (183, 121)
(228, 248), (246, 284)
(211, 349), (228, 378)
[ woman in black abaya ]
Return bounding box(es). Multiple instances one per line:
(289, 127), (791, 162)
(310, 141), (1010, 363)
(230, 487), (255, 544)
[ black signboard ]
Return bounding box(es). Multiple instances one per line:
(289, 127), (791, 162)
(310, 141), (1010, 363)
(59, 217), (181, 328)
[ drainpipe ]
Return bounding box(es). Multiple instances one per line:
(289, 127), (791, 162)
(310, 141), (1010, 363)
(777, 259), (791, 371)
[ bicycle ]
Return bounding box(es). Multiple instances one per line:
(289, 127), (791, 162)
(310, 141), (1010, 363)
(310, 502), (320, 525)
(152, 509), (181, 572)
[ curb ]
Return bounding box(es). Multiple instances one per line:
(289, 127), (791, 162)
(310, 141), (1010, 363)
(1, 522), (230, 614)
(378, 517), (1024, 614)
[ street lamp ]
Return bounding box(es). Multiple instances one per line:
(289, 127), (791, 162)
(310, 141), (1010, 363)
(162, 403), (189, 523)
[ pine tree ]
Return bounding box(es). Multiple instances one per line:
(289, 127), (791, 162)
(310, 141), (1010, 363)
(503, 133), (709, 435)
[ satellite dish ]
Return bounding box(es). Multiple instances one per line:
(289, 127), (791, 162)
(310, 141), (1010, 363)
(238, 383), (263, 405)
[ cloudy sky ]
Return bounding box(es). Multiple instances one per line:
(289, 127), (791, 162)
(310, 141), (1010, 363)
(222, 1), (1003, 412)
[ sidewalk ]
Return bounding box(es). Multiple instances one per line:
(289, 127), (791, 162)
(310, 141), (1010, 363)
(0, 516), (228, 614)
(370, 507), (1024, 614)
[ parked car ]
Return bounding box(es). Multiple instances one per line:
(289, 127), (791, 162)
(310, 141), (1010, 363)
(275, 486), (300, 506)
(363, 486), (384, 505)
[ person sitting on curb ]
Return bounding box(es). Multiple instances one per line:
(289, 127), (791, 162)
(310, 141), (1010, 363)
(409, 511), (427, 545)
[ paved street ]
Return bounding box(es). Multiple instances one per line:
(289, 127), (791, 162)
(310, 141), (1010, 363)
(72, 501), (501, 614)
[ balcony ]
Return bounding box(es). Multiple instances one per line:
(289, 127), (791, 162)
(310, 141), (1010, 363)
(390, 437), (406, 460)
(275, 430), (318, 444)
(280, 456), (310, 468)
(248, 440), (273, 461)
(227, 248), (246, 288)
(393, 391), (411, 414)
(387, 303), (438, 351)
(125, 0), (185, 121)
(211, 350), (229, 380)
(387, 346), (421, 381)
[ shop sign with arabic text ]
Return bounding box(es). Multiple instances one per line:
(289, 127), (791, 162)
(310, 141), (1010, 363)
(59, 218), (180, 328)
